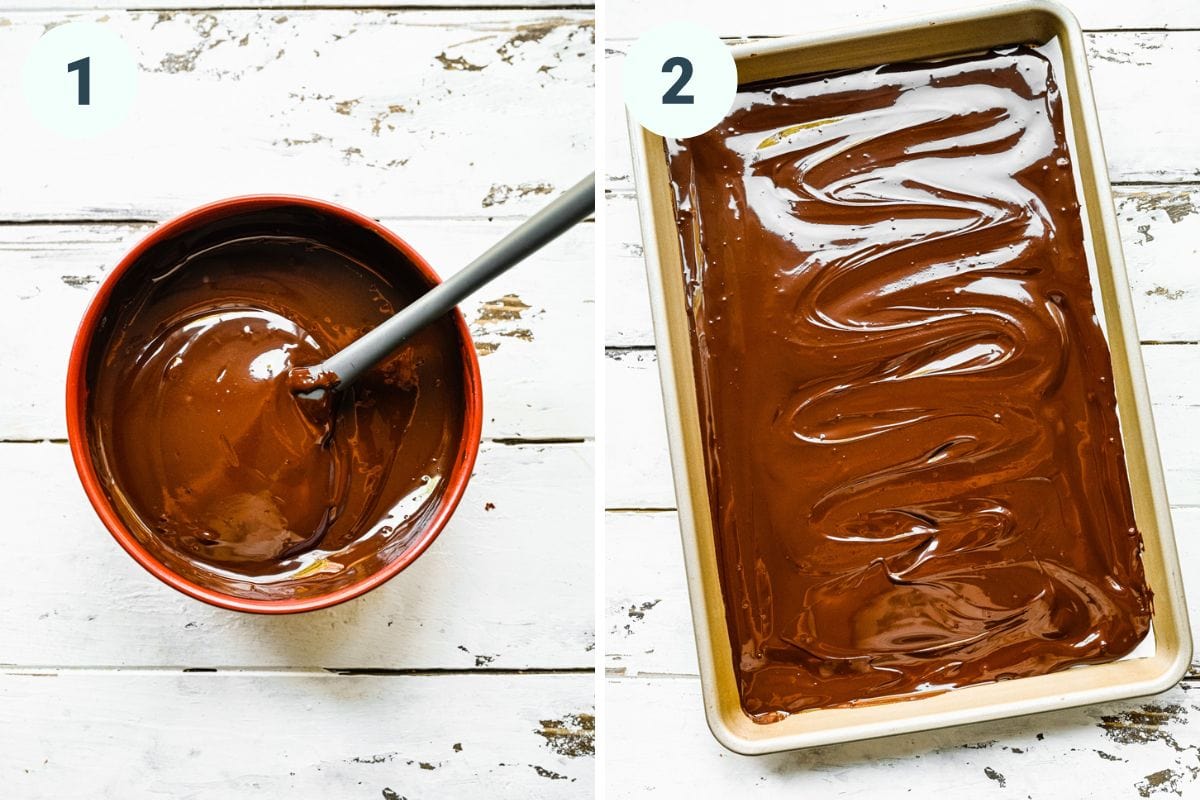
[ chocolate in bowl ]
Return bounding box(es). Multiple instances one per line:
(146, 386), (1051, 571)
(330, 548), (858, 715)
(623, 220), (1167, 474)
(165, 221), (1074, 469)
(66, 197), (482, 613)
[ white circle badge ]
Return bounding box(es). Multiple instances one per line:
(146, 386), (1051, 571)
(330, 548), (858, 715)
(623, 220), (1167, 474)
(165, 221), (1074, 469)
(622, 22), (737, 139)
(22, 22), (139, 139)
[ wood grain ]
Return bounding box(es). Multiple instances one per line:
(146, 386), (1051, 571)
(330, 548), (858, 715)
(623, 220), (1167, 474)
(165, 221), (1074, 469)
(3, 671), (593, 798)
(0, 441), (593, 669)
(606, 33), (1200, 190)
(606, 188), (1200, 347)
(603, 3), (1200, 792)
(605, 0), (1200, 36)
(604, 344), (1200, 509)
(608, 674), (1200, 798)
(0, 5), (597, 795)
(607, 508), (1200, 678)
(0, 219), (593, 441)
(0, 9), (594, 221)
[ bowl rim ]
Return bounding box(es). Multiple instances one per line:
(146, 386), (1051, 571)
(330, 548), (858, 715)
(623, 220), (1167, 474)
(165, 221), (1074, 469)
(64, 194), (484, 614)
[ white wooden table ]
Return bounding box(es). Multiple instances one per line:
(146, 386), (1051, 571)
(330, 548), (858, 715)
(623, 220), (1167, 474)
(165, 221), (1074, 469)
(0, 6), (594, 797)
(605, 2), (1200, 797)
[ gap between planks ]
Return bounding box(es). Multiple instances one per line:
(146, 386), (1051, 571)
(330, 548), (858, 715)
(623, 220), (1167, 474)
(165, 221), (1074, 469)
(0, 216), (598, 226)
(0, 665), (595, 676)
(0, 436), (592, 445)
(605, 342), (1197, 352)
(605, 669), (1200, 681)
(605, 30), (1200, 45)
(0, 4), (596, 11)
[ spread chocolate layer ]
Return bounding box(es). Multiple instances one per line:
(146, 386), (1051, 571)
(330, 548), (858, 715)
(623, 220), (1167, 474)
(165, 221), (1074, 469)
(85, 207), (470, 600)
(666, 46), (1151, 719)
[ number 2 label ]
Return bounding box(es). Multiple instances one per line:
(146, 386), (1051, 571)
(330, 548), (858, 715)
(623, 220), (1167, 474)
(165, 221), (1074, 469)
(662, 56), (695, 105)
(622, 23), (736, 138)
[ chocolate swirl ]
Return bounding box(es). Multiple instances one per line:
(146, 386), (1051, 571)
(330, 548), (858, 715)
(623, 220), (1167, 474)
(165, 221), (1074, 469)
(666, 46), (1151, 719)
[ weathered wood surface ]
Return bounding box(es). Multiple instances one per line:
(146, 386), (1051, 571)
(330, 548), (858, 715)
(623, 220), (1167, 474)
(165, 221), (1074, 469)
(608, 675), (1200, 799)
(46, 0), (587, 7)
(0, 220), (593, 441)
(605, 185), (1200, 506)
(0, 10), (594, 221)
(606, 189), (1200, 347)
(607, 508), (1200, 679)
(604, 1), (1200, 793)
(605, 0), (1200, 35)
(3, 672), (594, 798)
(606, 33), (1200, 190)
(0, 5), (596, 796)
(1, 441), (592, 669)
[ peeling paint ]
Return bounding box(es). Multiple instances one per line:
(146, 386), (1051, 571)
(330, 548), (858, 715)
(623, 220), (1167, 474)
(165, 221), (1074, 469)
(497, 18), (583, 64)
(627, 599), (660, 621)
(482, 183), (554, 208)
(983, 767), (1006, 788)
(961, 739), (997, 750)
(277, 134), (330, 147)
(531, 764), (570, 780)
(476, 294), (531, 324)
(1130, 191), (1197, 224)
(1147, 286), (1185, 300)
(1099, 704), (1189, 751)
(1137, 768), (1185, 798)
(371, 104), (409, 136)
(155, 13), (223, 75)
(436, 52), (485, 72)
(535, 713), (594, 758)
(350, 753), (395, 765)
(61, 275), (98, 289)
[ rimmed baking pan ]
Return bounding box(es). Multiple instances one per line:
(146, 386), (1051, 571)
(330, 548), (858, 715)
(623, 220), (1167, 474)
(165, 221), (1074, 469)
(628, 0), (1191, 755)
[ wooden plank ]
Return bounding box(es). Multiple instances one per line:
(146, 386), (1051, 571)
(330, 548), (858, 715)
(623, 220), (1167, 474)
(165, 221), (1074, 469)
(2, 671), (593, 797)
(0, 10), (594, 220)
(606, 188), (1200, 348)
(606, 32), (1200, 192)
(608, 674), (1200, 798)
(37, 1), (588, 7)
(605, 346), (1200, 510)
(605, 511), (694, 677)
(605, 0), (1200, 37)
(0, 220), (593, 441)
(606, 507), (1200, 678)
(0, 441), (593, 669)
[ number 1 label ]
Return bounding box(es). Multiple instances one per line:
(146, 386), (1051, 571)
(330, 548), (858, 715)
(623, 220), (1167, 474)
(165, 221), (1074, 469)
(68, 56), (90, 105)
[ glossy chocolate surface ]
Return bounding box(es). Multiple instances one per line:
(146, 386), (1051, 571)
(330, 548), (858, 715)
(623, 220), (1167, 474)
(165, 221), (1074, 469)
(666, 46), (1151, 719)
(86, 207), (469, 600)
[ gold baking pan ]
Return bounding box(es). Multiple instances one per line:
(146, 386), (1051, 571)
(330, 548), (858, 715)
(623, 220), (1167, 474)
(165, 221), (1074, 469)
(627, 0), (1191, 755)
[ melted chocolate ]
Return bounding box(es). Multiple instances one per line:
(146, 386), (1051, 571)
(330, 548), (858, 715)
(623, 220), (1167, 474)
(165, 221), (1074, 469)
(666, 46), (1151, 719)
(86, 207), (469, 600)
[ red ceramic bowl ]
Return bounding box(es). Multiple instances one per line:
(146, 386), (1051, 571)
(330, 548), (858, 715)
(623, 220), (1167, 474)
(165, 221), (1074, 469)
(65, 195), (483, 614)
